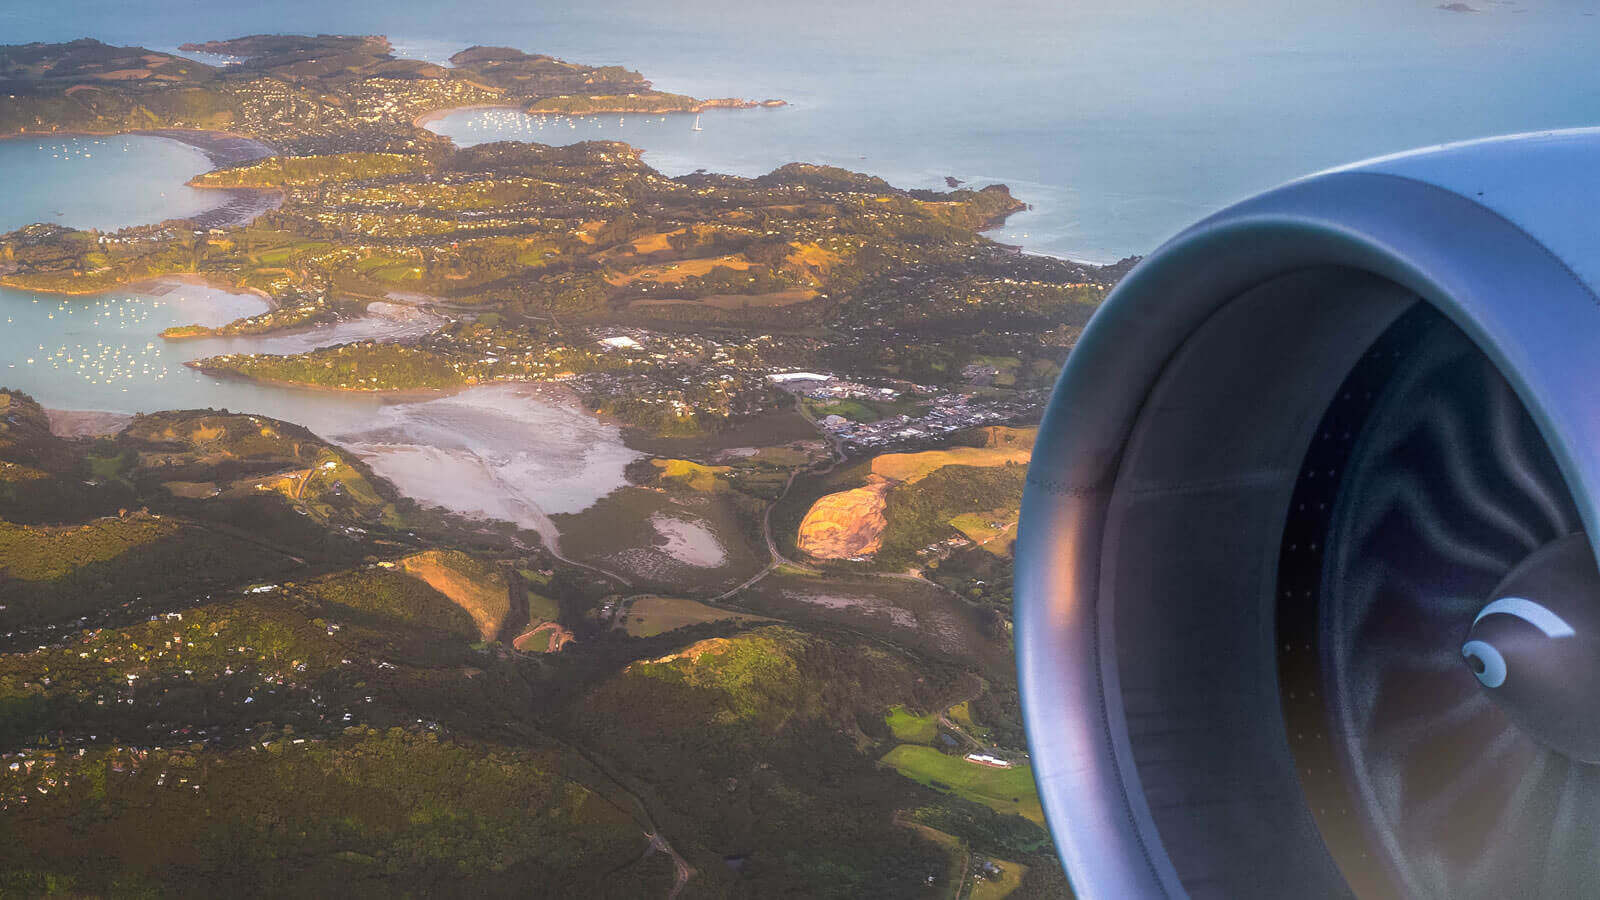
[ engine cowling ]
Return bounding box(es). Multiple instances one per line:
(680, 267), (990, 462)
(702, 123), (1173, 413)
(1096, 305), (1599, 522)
(1016, 129), (1600, 899)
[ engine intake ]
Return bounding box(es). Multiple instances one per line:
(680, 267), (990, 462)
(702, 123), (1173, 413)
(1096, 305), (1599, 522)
(1016, 130), (1600, 899)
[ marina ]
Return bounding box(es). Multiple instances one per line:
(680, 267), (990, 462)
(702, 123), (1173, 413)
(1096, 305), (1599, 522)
(0, 134), (226, 233)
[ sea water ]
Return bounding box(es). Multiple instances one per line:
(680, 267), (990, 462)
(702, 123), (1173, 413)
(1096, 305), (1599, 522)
(0, 135), (223, 233)
(5, 0), (1600, 528)
(0, 136), (639, 531)
(9, 0), (1600, 261)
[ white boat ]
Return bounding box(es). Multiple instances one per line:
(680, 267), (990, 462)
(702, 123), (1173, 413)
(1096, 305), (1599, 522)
(692, 114), (703, 131)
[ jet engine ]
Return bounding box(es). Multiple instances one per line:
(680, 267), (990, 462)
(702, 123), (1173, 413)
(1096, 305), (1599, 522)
(1015, 129), (1600, 899)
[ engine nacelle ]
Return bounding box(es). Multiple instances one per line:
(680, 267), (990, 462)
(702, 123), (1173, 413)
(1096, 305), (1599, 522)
(1016, 130), (1600, 899)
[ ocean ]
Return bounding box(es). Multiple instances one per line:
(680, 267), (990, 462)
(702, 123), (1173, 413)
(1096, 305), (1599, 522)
(6, 0), (1600, 263)
(6, 1), (1600, 529)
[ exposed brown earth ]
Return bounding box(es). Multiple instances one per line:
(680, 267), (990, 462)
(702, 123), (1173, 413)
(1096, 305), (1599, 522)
(796, 475), (893, 559)
(398, 550), (510, 642)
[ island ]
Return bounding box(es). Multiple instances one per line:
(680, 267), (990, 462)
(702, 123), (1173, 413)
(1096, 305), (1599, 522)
(0, 36), (784, 155)
(0, 35), (1112, 898)
(1, 39), (1124, 438)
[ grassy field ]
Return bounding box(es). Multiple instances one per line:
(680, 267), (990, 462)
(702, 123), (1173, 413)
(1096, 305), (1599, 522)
(870, 445), (1032, 484)
(881, 745), (1043, 826)
(947, 700), (993, 742)
(605, 254), (753, 285)
(0, 518), (175, 581)
(897, 819), (967, 900)
(651, 458), (731, 492)
(970, 858), (1029, 900)
(802, 397), (882, 423)
(885, 705), (939, 744)
(620, 594), (772, 638)
(948, 508), (1019, 557)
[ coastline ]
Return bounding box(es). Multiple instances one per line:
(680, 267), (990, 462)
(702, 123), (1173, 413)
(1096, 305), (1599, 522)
(413, 97), (787, 130)
(181, 360), (474, 399)
(2, 126), (282, 232)
(412, 104), (523, 129)
(182, 183), (285, 229)
(139, 272), (276, 307)
(0, 271), (275, 304)
(526, 97), (785, 115)
(0, 126), (276, 168)
(164, 298), (446, 347)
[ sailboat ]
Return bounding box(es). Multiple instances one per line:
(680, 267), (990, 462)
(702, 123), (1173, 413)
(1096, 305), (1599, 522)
(692, 114), (703, 132)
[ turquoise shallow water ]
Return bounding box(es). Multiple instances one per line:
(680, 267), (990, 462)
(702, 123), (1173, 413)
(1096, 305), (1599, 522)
(0, 135), (221, 233)
(0, 276), (388, 422)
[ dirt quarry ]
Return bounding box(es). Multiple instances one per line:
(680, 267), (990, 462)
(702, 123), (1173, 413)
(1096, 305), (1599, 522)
(796, 475), (893, 559)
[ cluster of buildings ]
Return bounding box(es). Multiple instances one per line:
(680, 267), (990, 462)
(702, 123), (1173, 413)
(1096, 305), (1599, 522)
(766, 370), (1039, 451)
(572, 327), (795, 423)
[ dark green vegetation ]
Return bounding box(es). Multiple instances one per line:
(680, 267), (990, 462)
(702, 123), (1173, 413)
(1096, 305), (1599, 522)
(0, 391), (1064, 896)
(0, 35), (754, 155)
(878, 463), (1028, 568)
(0, 121), (1111, 436)
(0, 35), (1113, 896)
(0, 38), (1121, 441)
(569, 626), (1027, 896)
(193, 341), (474, 391)
(0, 728), (657, 897)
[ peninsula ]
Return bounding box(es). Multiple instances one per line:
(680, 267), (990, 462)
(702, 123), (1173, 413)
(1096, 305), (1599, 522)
(0, 34), (1112, 897)
(1, 36), (1124, 437)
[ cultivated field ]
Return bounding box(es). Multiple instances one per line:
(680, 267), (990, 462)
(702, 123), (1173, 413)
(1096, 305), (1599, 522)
(880, 744), (1043, 826)
(619, 594), (773, 638)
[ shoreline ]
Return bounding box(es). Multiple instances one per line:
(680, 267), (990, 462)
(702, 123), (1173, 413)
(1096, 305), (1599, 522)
(0, 272), (276, 305)
(526, 98), (785, 115)
(181, 361), (474, 399)
(2, 126), (282, 233)
(413, 97), (786, 130)
(164, 298), (447, 348)
(138, 272), (276, 307)
(412, 104), (524, 129)
(0, 126), (276, 168)
(181, 182), (285, 229)
(410, 106), (1118, 269)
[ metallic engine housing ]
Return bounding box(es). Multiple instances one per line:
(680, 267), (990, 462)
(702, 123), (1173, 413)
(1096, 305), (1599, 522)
(1015, 130), (1600, 899)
